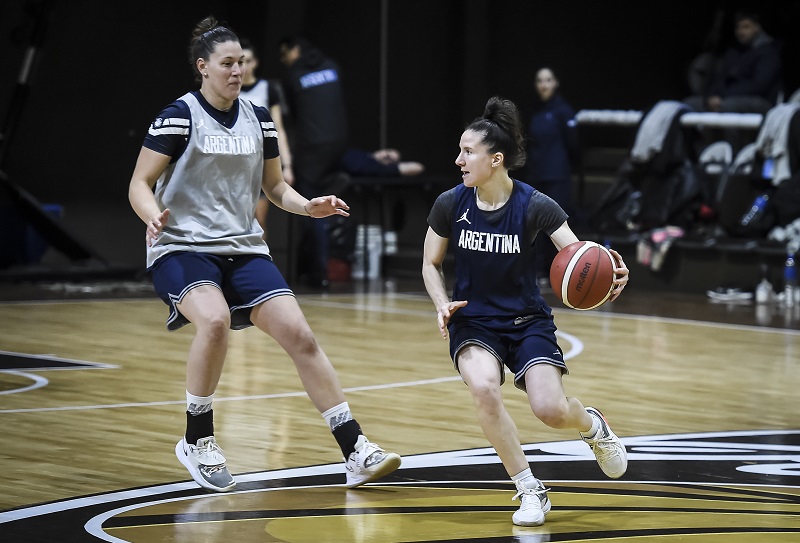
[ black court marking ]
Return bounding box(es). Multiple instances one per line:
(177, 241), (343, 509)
(0, 429), (798, 542)
(0, 350), (117, 371)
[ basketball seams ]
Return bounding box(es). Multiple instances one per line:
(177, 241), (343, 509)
(562, 241), (597, 311)
(561, 241), (593, 309)
(580, 244), (615, 310)
(554, 241), (615, 311)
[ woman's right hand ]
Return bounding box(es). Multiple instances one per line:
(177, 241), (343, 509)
(146, 208), (170, 247)
(436, 300), (468, 339)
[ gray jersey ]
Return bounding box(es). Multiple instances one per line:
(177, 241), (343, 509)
(147, 92), (274, 268)
(239, 79), (269, 108)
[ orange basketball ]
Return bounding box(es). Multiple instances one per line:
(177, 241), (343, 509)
(550, 241), (616, 310)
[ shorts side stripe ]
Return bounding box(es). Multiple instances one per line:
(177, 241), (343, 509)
(165, 280), (220, 330)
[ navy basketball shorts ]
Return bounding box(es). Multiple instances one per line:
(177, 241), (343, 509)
(149, 252), (293, 331)
(448, 315), (568, 391)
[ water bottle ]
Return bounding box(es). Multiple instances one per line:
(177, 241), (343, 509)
(755, 264), (773, 304)
(740, 194), (769, 227)
(784, 248), (797, 308)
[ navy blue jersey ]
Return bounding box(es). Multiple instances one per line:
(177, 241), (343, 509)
(525, 94), (578, 183)
(143, 90), (279, 163)
(428, 180), (567, 319)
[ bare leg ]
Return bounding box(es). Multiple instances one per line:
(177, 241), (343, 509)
(250, 295), (345, 413)
(173, 285), (237, 492)
(458, 345), (529, 477)
(524, 364), (593, 432)
(176, 285), (231, 396)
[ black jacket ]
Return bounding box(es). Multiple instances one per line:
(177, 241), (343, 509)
(282, 47), (348, 148)
(708, 31), (782, 104)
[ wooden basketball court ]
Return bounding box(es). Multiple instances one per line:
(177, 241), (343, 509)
(1, 279), (798, 542)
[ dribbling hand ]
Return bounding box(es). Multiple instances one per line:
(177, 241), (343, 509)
(437, 300), (468, 339)
(608, 248), (629, 302)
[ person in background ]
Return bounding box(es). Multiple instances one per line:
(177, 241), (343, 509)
(422, 96), (629, 527)
(683, 11), (782, 153)
(524, 67), (579, 288)
(239, 37), (293, 240)
(684, 11), (782, 116)
(278, 35), (349, 289)
(128, 16), (400, 494)
(341, 148), (425, 177)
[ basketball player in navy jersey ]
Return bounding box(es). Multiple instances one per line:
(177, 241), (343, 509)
(422, 97), (629, 526)
(128, 16), (400, 494)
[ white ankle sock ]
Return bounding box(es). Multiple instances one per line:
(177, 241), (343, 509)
(512, 468), (538, 489)
(186, 391), (213, 415)
(322, 402), (352, 431)
(582, 412), (601, 439)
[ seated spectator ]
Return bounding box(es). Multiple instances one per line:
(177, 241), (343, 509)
(684, 11), (781, 115)
(683, 11), (782, 153)
(341, 148), (425, 177)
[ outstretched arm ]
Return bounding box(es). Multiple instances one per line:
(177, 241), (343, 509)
(261, 157), (349, 218)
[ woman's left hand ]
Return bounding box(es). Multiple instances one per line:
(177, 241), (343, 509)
(608, 248), (629, 301)
(305, 195), (350, 218)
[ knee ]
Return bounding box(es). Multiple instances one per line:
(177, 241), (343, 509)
(469, 381), (503, 412)
(196, 311), (231, 341)
(531, 399), (569, 429)
(288, 324), (321, 357)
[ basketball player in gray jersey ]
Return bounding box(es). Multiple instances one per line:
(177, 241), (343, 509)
(129, 16), (399, 494)
(422, 97), (629, 527)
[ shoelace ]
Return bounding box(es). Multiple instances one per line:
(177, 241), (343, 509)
(512, 486), (549, 502)
(194, 440), (226, 468)
(588, 436), (619, 455)
(197, 441), (225, 475)
(201, 463), (228, 475)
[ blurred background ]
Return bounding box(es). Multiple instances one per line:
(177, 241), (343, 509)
(1, 0), (798, 279)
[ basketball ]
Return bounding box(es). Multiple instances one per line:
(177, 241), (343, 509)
(550, 241), (616, 310)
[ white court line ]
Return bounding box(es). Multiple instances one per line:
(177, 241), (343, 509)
(0, 351), (119, 395)
(0, 428), (793, 532)
(0, 371), (48, 395)
(0, 330), (581, 414)
(301, 294), (800, 336)
(4, 290), (799, 335)
(2, 293), (796, 413)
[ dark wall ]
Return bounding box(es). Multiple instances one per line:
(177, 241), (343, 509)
(1, 0), (798, 266)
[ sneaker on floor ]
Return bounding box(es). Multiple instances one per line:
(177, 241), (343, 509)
(581, 407), (628, 479)
(512, 480), (551, 526)
(176, 436), (236, 492)
(344, 435), (401, 488)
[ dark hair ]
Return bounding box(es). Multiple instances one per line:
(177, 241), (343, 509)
(188, 16), (239, 83)
(278, 35), (311, 52)
(239, 37), (256, 57)
(734, 10), (761, 25)
(465, 96), (526, 171)
(278, 35), (322, 65)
